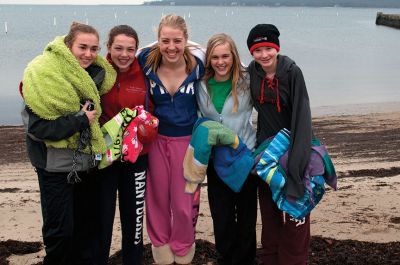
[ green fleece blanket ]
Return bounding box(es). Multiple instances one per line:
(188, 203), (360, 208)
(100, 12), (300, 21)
(22, 36), (116, 154)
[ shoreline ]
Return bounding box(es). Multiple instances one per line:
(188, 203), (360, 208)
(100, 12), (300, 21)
(311, 101), (400, 117)
(2, 101), (400, 126)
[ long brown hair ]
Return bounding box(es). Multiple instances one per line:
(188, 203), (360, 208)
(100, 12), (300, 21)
(144, 14), (194, 73)
(64, 21), (99, 48)
(204, 33), (245, 113)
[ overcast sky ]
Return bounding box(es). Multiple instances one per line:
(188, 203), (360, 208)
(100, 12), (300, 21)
(0, 0), (144, 4)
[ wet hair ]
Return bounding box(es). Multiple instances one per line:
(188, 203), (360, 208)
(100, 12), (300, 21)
(204, 33), (245, 113)
(64, 21), (99, 48)
(107, 24), (139, 49)
(145, 14), (194, 73)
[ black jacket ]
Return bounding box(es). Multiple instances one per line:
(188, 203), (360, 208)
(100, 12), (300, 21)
(248, 55), (312, 198)
(21, 65), (104, 171)
(22, 106), (89, 169)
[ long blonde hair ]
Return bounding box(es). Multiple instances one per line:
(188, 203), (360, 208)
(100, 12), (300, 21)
(204, 33), (245, 113)
(145, 14), (195, 73)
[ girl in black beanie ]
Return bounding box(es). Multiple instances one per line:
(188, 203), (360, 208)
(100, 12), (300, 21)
(247, 24), (313, 265)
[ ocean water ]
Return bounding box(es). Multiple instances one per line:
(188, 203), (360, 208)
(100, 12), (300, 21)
(0, 5), (400, 125)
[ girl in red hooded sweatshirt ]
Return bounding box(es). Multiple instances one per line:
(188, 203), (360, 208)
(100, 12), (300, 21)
(95, 25), (155, 265)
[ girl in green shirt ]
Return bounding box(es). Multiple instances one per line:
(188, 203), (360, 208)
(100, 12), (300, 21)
(196, 33), (257, 265)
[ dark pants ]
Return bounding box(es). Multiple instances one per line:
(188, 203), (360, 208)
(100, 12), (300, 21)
(94, 155), (147, 265)
(258, 179), (310, 265)
(207, 160), (258, 265)
(37, 168), (97, 265)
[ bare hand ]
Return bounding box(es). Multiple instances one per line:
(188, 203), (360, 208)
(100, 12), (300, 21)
(81, 101), (97, 125)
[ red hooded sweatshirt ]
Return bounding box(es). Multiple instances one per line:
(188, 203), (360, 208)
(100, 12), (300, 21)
(100, 55), (155, 154)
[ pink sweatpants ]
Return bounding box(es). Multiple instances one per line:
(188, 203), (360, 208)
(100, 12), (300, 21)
(145, 134), (200, 256)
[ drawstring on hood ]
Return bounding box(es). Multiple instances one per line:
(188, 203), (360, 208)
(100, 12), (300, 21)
(248, 54), (313, 199)
(259, 75), (281, 113)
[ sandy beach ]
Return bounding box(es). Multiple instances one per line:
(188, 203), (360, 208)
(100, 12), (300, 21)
(0, 105), (399, 264)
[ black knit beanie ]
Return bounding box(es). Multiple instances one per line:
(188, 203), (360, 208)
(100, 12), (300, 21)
(247, 24), (280, 54)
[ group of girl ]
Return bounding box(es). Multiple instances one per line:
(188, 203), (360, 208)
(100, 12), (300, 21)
(21, 13), (312, 265)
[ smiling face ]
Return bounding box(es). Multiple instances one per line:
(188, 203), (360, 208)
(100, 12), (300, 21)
(210, 42), (233, 82)
(158, 26), (187, 65)
(252, 46), (278, 73)
(108, 34), (137, 72)
(69, 32), (100, 69)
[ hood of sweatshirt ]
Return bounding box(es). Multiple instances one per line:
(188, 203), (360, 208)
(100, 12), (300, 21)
(251, 54), (296, 80)
(137, 46), (204, 86)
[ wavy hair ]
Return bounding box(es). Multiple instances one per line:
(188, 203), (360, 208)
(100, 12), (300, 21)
(204, 33), (245, 113)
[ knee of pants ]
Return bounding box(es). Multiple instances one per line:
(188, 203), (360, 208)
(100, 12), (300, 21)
(173, 206), (192, 220)
(278, 249), (308, 265)
(43, 235), (73, 251)
(42, 222), (74, 241)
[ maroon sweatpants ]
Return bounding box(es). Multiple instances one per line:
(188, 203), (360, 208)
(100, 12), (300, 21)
(258, 180), (310, 265)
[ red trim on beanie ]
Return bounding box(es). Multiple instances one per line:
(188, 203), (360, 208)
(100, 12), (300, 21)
(250, 42), (280, 54)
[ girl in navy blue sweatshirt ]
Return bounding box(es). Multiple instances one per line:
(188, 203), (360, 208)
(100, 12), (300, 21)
(137, 14), (204, 265)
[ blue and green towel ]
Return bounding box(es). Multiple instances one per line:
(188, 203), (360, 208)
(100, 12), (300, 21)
(184, 121), (337, 219)
(255, 128), (337, 219)
(183, 118), (254, 193)
(255, 128), (290, 189)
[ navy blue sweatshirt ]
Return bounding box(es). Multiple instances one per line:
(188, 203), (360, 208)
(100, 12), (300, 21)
(137, 47), (204, 137)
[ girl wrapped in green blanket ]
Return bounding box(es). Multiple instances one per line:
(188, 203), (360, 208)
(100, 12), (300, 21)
(21, 22), (116, 264)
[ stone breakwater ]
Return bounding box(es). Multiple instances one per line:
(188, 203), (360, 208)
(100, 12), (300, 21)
(376, 12), (400, 29)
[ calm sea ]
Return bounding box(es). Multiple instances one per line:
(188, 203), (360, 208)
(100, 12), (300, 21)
(0, 5), (400, 125)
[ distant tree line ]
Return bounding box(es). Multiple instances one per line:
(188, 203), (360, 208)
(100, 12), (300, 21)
(143, 0), (400, 8)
